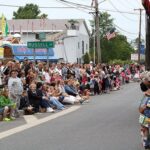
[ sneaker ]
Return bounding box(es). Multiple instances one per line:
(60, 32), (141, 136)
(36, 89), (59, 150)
(47, 107), (55, 113)
(3, 117), (11, 122)
(9, 116), (16, 120)
(79, 99), (86, 104)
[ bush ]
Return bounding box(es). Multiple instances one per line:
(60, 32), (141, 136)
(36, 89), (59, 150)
(83, 52), (90, 64)
(109, 59), (134, 65)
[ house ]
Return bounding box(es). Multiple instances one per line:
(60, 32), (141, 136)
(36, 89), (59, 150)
(7, 19), (90, 63)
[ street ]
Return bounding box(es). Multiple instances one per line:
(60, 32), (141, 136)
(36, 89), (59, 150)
(0, 82), (143, 150)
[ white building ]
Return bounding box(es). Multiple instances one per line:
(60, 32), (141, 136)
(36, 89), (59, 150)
(7, 19), (90, 63)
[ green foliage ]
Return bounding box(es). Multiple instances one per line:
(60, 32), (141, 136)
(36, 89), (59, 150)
(90, 12), (114, 38)
(13, 3), (48, 19)
(0, 96), (14, 108)
(68, 19), (79, 24)
(101, 34), (134, 62)
(83, 52), (90, 64)
(109, 59), (134, 65)
(90, 12), (134, 63)
(130, 37), (145, 50)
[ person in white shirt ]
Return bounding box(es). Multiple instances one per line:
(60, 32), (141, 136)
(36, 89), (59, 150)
(8, 70), (23, 117)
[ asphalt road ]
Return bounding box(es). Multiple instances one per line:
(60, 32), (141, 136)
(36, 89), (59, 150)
(0, 82), (143, 150)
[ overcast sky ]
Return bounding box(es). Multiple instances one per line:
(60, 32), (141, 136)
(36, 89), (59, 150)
(0, 0), (145, 41)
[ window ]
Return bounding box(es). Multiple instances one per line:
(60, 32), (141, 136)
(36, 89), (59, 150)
(78, 42), (80, 49)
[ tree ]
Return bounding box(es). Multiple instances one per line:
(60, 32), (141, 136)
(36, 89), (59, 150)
(82, 52), (90, 64)
(130, 37), (145, 50)
(13, 3), (48, 19)
(68, 19), (79, 29)
(90, 12), (134, 63)
(90, 12), (114, 38)
(101, 34), (134, 62)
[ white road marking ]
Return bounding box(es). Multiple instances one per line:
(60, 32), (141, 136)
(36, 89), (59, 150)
(0, 106), (80, 140)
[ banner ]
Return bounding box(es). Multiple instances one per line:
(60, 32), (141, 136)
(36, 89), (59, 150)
(1, 14), (5, 36)
(1, 14), (8, 36)
(0, 47), (4, 59)
(140, 44), (145, 54)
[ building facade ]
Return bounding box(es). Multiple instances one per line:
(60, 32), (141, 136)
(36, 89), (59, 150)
(7, 19), (90, 63)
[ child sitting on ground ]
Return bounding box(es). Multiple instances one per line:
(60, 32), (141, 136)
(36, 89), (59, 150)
(0, 88), (15, 121)
(19, 90), (34, 115)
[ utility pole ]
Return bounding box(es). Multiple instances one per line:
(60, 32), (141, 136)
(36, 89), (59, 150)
(146, 14), (150, 70)
(89, 12), (96, 64)
(141, 0), (150, 70)
(95, 0), (101, 63)
(134, 8), (144, 64)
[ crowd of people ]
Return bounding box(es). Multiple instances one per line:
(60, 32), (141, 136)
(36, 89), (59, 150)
(139, 71), (150, 149)
(0, 58), (144, 121)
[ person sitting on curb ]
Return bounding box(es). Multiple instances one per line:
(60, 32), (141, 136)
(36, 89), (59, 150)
(28, 83), (54, 113)
(0, 89), (15, 121)
(64, 79), (86, 104)
(19, 90), (34, 115)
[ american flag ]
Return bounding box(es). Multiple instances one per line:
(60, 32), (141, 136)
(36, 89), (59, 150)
(106, 28), (116, 40)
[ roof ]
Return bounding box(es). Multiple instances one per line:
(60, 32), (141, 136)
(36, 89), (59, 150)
(6, 19), (89, 34)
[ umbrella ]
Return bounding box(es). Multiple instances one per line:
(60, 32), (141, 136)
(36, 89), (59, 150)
(13, 33), (21, 38)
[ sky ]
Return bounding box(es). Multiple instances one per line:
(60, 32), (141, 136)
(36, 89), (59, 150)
(0, 0), (145, 42)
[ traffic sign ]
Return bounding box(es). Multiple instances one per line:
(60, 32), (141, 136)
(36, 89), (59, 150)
(27, 41), (54, 49)
(140, 44), (145, 54)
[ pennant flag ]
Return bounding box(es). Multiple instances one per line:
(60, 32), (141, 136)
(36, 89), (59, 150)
(1, 14), (9, 36)
(5, 21), (8, 36)
(20, 25), (22, 34)
(32, 22), (34, 33)
(106, 28), (116, 40)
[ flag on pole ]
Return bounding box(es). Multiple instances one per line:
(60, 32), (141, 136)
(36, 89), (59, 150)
(106, 28), (116, 40)
(5, 21), (8, 36)
(1, 14), (5, 36)
(1, 14), (8, 37)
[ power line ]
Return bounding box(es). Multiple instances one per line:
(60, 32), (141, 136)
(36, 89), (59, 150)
(0, 3), (91, 10)
(56, 0), (91, 9)
(114, 23), (138, 35)
(0, 3), (146, 16)
(55, 0), (90, 13)
(100, 8), (144, 15)
(125, 0), (141, 8)
(117, 0), (135, 10)
(108, 0), (138, 22)
(136, 0), (142, 6)
(98, 0), (106, 4)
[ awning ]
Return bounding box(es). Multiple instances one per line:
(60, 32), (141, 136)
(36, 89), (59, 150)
(2, 44), (54, 56)
(2, 43), (58, 61)
(14, 56), (58, 61)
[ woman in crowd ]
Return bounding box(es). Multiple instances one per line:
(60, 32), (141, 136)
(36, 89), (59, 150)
(28, 83), (54, 113)
(64, 79), (86, 104)
(45, 84), (65, 110)
(56, 80), (78, 105)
